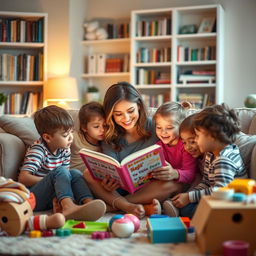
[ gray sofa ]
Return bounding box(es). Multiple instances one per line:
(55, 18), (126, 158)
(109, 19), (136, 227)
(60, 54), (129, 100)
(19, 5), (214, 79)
(0, 108), (256, 180)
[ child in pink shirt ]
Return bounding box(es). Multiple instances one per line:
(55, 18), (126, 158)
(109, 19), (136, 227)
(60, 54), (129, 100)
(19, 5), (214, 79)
(152, 102), (198, 185)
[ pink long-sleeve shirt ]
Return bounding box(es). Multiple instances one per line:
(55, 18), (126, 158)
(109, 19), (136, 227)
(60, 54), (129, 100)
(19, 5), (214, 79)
(157, 139), (198, 184)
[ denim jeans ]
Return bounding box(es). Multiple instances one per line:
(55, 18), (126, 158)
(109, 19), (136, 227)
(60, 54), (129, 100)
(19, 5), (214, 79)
(30, 167), (93, 211)
(179, 202), (198, 219)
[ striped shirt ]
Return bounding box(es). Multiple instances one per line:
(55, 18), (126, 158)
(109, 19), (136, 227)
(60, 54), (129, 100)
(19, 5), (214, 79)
(188, 144), (247, 203)
(20, 139), (71, 177)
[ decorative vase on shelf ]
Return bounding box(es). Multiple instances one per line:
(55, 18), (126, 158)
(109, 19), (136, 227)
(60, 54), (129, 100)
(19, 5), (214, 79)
(244, 94), (256, 108)
(85, 86), (100, 102)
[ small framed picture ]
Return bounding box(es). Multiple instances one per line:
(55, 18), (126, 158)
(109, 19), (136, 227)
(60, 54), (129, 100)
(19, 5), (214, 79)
(198, 17), (216, 33)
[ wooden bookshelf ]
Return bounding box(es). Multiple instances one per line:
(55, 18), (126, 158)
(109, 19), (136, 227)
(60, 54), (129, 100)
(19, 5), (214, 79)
(0, 11), (47, 115)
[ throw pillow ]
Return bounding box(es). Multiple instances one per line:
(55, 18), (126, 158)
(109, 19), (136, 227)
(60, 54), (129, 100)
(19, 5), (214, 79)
(0, 116), (39, 146)
(235, 132), (256, 178)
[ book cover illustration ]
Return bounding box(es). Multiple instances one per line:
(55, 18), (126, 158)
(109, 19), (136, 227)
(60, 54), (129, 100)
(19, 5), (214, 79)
(83, 154), (126, 187)
(124, 148), (164, 189)
(79, 144), (165, 193)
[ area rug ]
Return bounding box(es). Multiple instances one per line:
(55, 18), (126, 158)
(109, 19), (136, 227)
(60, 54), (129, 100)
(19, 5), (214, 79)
(0, 214), (202, 256)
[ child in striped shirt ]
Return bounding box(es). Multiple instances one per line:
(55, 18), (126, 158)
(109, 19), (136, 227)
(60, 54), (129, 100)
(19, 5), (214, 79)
(19, 105), (106, 221)
(163, 103), (247, 219)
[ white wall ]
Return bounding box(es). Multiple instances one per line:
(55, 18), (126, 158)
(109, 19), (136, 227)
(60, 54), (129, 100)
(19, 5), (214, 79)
(1, 0), (256, 108)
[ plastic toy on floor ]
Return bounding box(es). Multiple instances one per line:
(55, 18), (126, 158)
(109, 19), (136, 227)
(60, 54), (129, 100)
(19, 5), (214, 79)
(109, 214), (140, 238)
(0, 177), (65, 236)
(62, 219), (108, 234)
(191, 178), (256, 255)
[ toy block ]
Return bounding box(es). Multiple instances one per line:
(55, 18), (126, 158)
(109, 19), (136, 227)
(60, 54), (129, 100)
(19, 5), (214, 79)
(147, 217), (187, 243)
(191, 195), (256, 255)
(228, 179), (256, 195)
(56, 228), (71, 237)
(42, 230), (54, 237)
(73, 222), (86, 229)
(180, 217), (190, 228)
(91, 231), (111, 239)
(29, 230), (42, 238)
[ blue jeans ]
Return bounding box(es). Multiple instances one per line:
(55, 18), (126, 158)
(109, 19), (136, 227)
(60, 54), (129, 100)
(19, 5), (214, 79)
(179, 203), (198, 219)
(30, 167), (93, 211)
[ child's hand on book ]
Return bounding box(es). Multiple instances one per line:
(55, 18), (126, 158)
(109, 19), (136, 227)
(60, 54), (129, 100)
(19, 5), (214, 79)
(152, 164), (179, 181)
(101, 175), (120, 192)
(171, 193), (190, 208)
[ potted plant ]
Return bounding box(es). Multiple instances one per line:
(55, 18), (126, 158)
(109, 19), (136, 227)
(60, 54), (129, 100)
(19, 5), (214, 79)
(0, 93), (7, 113)
(86, 86), (100, 102)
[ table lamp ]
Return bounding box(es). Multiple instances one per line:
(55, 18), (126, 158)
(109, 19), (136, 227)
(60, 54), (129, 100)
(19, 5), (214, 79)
(44, 76), (79, 108)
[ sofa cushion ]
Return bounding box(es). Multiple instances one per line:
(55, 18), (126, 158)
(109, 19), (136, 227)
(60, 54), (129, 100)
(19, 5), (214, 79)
(235, 108), (256, 134)
(235, 132), (256, 178)
(249, 115), (256, 134)
(0, 116), (39, 146)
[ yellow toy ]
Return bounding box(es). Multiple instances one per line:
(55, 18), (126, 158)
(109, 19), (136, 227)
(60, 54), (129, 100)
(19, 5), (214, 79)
(0, 177), (65, 236)
(228, 178), (256, 195)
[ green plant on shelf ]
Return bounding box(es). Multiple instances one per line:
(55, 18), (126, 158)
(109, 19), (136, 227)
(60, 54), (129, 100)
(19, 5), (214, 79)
(87, 86), (99, 92)
(0, 93), (7, 106)
(86, 86), (100, 103)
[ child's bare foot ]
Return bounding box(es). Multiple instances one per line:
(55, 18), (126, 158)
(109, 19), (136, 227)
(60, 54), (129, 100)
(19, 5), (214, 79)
(111, 197), (145, 219)
(62, 199), (106, 221)
(125, 203), (145, 219)
(52, 197), (62, 213)
(143, 198), (162, 216)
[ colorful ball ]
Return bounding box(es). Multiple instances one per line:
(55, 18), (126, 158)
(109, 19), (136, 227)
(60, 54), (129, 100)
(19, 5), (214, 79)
(124, 214), (140, 232)
(109, 214), (124, 231)
(111, 218), (134, 238)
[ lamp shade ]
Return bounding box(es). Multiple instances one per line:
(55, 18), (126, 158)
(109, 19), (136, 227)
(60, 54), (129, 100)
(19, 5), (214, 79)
(44, 76), (79, 102)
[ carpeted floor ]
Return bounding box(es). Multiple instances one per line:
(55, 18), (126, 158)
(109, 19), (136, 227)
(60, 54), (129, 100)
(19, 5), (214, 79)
(0, 213), (202, 256)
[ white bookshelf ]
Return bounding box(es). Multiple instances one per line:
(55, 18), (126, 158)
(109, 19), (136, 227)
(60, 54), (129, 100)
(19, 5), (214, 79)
(130, 5), (224, 108)
(82, 33), (131, 101)
(0, 11), (47, 115)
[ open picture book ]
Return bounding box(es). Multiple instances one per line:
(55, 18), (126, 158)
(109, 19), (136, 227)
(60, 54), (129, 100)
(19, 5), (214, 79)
(79, 144), (166, 194)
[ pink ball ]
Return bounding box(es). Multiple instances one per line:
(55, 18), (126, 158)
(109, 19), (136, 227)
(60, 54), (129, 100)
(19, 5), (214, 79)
(111, 218), (134, 238)
(124, 214), (140, 232)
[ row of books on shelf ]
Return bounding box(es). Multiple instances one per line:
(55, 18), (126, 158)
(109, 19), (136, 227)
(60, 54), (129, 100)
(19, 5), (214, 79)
(0, 91), (41, 115)
(136, 47), (171, 63)
(177, 93), (214, 109)
(177, 45), (216, 62)
(106, 22), (130, 39)
(136, 18), (171, 37)
(0, 53), (44, 81)
(0, 17), (44, 43)
(141, 92), (170, 108)
(178, 70), (216, 84)
(87, 53), (129, 74)
(136, 69), (170, 85)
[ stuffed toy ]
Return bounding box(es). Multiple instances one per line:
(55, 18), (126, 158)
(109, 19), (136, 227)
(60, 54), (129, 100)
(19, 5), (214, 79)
(0, 177), (65, 236)
(84, 21), (108, 40)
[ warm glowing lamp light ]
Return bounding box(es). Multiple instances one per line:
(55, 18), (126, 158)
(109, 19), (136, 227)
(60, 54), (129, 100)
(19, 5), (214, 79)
(44, 76), (79, 108)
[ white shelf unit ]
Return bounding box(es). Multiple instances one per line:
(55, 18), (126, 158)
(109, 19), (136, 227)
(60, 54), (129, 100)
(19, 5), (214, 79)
(131, 5), (224, 108)
(82, 37), (131, 101)
(0, 11), (47, 115)
(131, 8), (172, 108)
